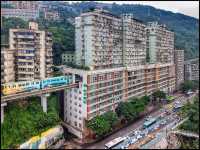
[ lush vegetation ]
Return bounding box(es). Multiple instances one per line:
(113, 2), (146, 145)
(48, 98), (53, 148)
(180, 80), (199, 93)
(166, 95), (175, 101)
(1, 17), (28, 44)
(178, 96), (199, 133)
(151, 90), (166, 103)
(178, 96), (199, 149)
(87, 95), (150, 137)
(180, 137), (199, 149)
(102, 111), (119, 128)
(87, 111), (118, 137)
(1, 94), (60, 149)
(116, 96), (149, 121)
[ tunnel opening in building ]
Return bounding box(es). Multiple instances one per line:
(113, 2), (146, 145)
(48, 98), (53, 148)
(75, 74), (82, 83)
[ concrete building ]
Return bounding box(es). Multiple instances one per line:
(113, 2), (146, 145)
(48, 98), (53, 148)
(184, 58), (199, 81)
(62, 63), (175, 139)
(9, 22), (53, 81)
(1, 1), (39, 21)
(122, 14), (146, 67)
(1, 8), (39, 21)
(44, 11), (60, 21)
(62, 51), (75, 64)
(1, 45), (15, 84)
(75, 9), (147, 70)
(62, 9), (176, 139)
(11, 1), (39, 10)
(75, 9), (123, 70)
(146, 22), (174, 64)
(174, 50), (184, 89)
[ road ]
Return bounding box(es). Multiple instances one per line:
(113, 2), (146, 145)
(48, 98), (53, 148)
(83, 107), (162, 149)
(82, 92), (197, 149)
(132, 93), (197, 149)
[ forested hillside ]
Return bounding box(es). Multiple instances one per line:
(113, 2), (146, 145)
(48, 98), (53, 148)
(1, 1), (199, 65)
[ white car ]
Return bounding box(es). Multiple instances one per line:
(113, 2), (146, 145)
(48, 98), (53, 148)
(137, 135), (142, 139)
(124, 144), (129, 148)
(134, 130), (139, 135)
(130, 138), (137, 144)
(120, 146), (124, 149)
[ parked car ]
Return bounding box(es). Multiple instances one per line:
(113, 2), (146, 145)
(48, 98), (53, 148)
(120, 146), (124, 149)
(132, 138), (137, 144)
(137, 135), (142, 140)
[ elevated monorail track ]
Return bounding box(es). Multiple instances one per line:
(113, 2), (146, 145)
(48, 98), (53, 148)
(1, 83), (79, 104)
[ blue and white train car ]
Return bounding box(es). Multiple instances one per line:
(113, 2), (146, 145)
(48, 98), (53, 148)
(41, 76), (72, 89)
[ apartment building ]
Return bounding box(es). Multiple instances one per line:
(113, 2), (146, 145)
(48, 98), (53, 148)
(184, 58), (199, 81)
(122, 14), (146, 67)
(1, 8), (39, 21)
(146, 22), (174, 64)
(62, 62), (175, 139)
(12, 1), (39, 10)
(75, 9), (123, 70)
(75, 9), (148, 70)
(44, 11), (60, 21)
(1, 45), (15, 84)
(9, 22), (53, 81)
(62, 51), (75, 64)
(1, 1), (39, 21)
(62, 9), (176, 139)
(174, 50), (184, 89)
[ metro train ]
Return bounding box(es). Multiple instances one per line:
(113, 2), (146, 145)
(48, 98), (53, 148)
(1, 76), (73, 96)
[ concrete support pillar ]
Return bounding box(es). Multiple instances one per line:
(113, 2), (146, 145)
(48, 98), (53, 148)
(41, 94), (47, 113)
(1, 103), (7, 124)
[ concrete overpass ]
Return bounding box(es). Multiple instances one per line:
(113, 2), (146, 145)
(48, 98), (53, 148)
(1, 83), (79, 123)
(171, 130), (199, 139)
(1, 83), (78, 103)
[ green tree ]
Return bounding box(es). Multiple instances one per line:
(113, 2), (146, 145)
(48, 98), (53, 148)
(115, 96), (149, 122)
(180, 80), (193, 92)
(152, 90), (166, 103)
(1, 17), (28, 44)
(179, 96), (199, 133)
(140, 95), (150, 105)
(87, 115), (111, 137)
(180, 80), (199, 93)
(102, 111), (119, 128)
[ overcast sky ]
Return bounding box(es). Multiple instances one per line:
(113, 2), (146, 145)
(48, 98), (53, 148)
(68, 1), (199, 19)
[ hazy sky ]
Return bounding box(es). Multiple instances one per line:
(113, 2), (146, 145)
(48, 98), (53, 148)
(68, 1), (199, 19)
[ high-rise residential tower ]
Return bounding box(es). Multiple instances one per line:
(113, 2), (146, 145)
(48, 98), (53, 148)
(184, 58), (199, 81)
(1, 45), (15, 84)
(9, 22), (53, 81)
(146, 22), (174, 64)
(174, 50), (184, 89)
(122, 14), (146, 67)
